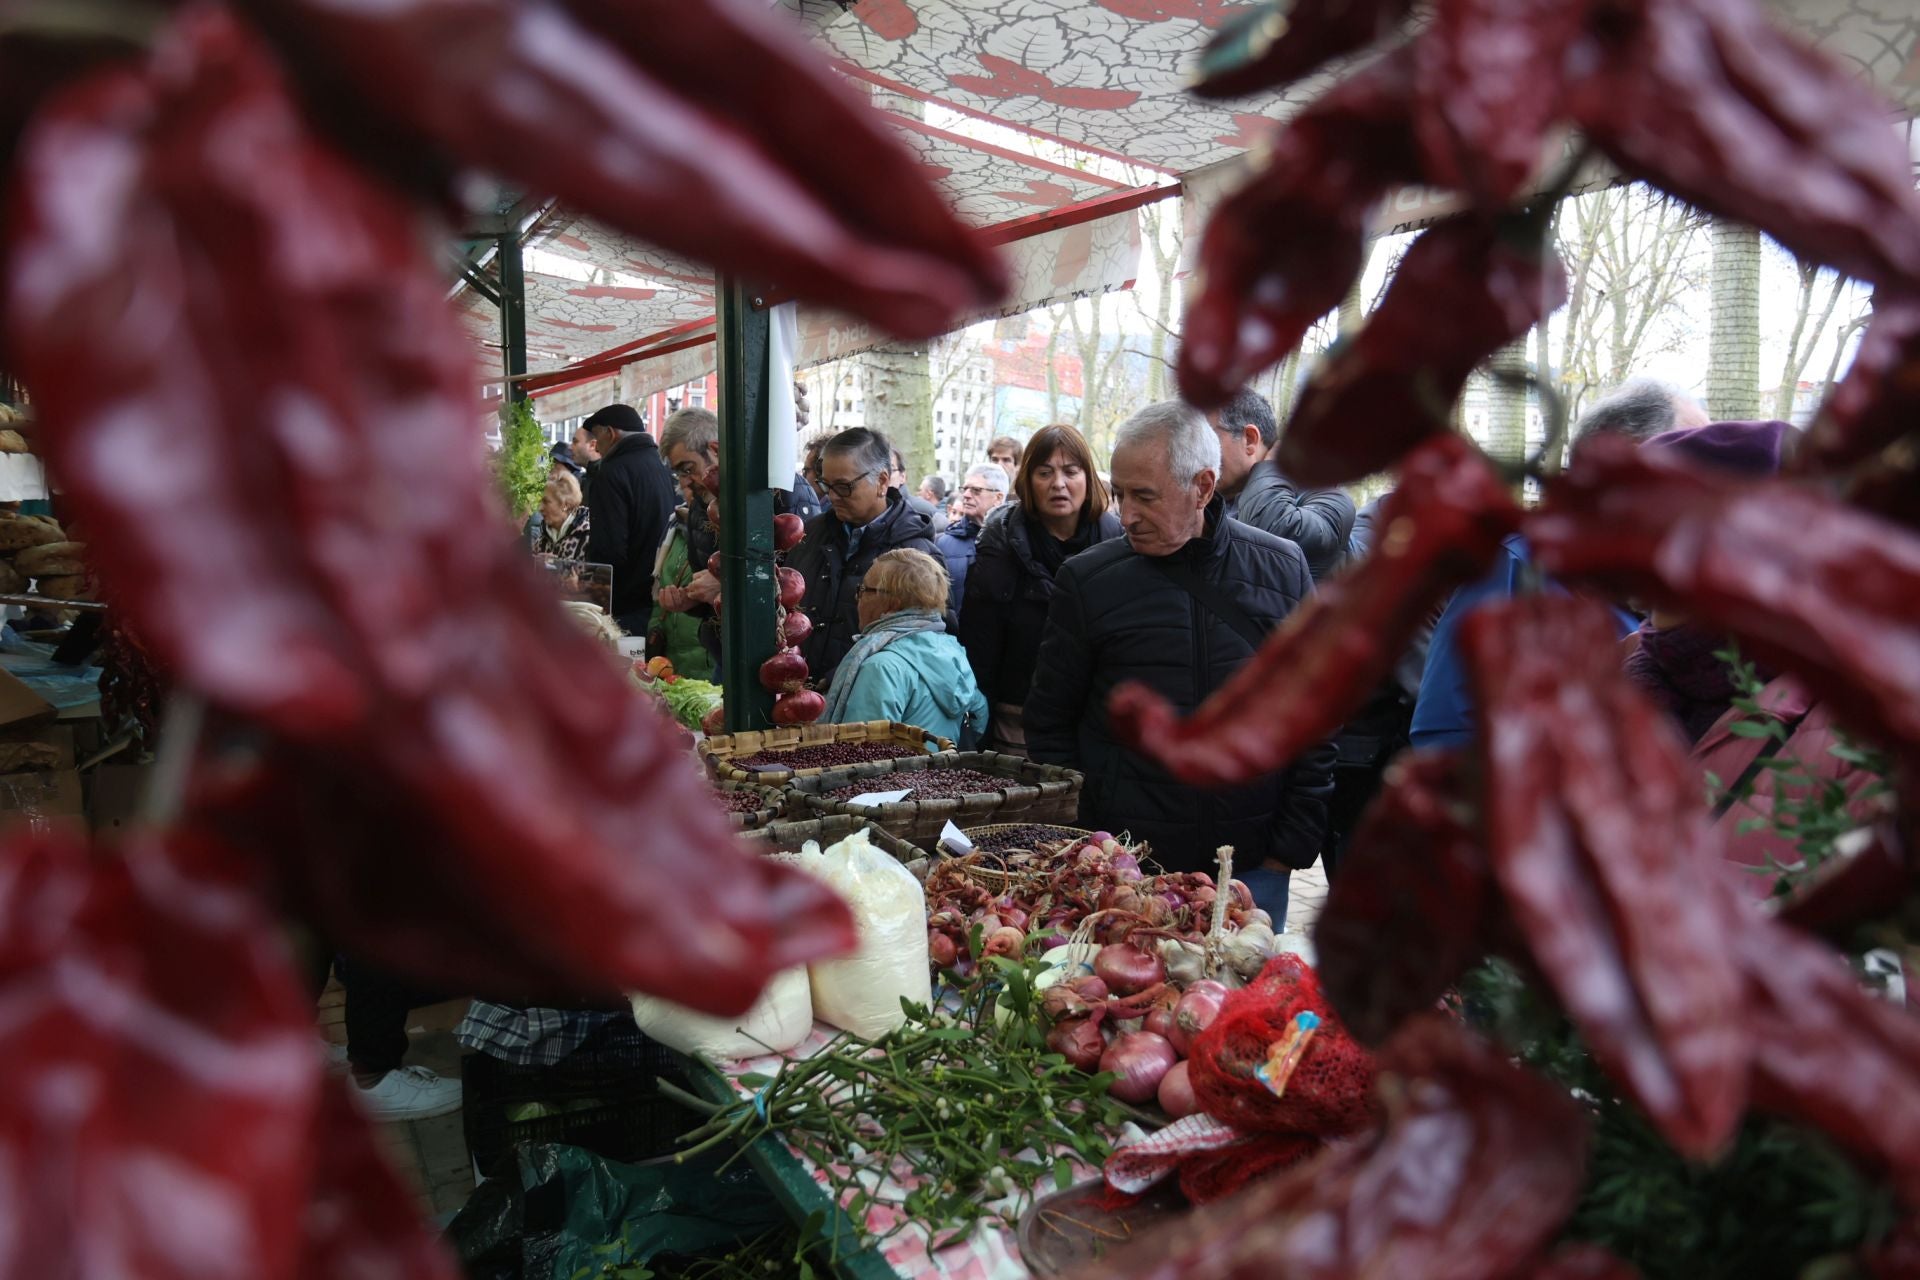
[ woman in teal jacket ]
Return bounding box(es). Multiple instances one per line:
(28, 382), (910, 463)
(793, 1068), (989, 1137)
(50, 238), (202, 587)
(824, 549), (989, 747)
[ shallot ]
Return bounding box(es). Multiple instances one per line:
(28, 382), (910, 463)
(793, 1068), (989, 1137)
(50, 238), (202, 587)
(983, 926), (1024, 960)
(1100, 1031), (1177, 1103)
(1157, 1060), (1200, 1118)
(1094, 942), (1165, 996)
(928, 931), (958, 969)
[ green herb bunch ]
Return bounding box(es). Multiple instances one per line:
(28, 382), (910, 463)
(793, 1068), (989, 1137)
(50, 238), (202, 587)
(1707, 646), (1890, 900)
(658, 952), (1134, 1258)
(497, 396), (550, 520)
(1460, 961), (1898, 1280)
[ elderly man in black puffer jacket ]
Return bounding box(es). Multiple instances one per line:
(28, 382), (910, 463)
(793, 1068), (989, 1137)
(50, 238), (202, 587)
(1024, 401), (1335, 915)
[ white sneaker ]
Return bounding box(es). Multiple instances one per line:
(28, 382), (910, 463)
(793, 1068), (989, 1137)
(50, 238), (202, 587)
(352, 1065), (463, 1121)
(318, 1039), (349, 1072)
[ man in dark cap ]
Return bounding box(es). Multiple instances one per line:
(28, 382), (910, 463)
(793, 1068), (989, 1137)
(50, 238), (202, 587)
(582, 403), (677, 638)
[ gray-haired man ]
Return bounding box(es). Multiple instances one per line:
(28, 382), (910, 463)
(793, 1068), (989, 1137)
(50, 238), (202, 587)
(935, 462), (1009, 617)
(1024, 401), (1334, 911)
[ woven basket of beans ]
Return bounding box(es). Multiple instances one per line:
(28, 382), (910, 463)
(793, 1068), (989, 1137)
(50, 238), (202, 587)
(738, 814), (922, 866)
(786, 752), (1083, 845)
(699, 720), (955, 784)
(710, 778), (785, 830)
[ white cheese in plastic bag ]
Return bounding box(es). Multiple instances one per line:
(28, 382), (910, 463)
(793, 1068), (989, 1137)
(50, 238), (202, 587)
(628, 964), (813, 1059)
(805, 828), (931, 1037)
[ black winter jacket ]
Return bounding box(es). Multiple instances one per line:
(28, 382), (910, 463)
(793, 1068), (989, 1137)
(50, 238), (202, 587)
(1230, 462), (1357, 583)
(1023, 502), (1336, 874)
(787, 490), (938, 681)
(586, 431), (679, 636)
(959, 502), (1122, 713)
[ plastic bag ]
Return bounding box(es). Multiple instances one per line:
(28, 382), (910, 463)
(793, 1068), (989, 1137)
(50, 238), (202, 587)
(803, 828), (931, 1037)
(628, 964), (812, 1058)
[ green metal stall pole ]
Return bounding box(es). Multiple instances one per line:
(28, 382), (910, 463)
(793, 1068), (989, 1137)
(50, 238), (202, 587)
(497, 222), (529, 403)
(716, 278), (779, 731)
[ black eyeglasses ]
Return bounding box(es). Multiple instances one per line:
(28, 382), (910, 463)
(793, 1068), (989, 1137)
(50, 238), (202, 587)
(855, 584), (892, 598)
(820, 472), (876, 499)
(960, 484), (997, 498)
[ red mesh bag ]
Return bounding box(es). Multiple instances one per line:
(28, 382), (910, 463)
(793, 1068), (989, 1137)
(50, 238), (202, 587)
(1188, 954), (1380, 1135)
(1177, 1133), (1321, 1204)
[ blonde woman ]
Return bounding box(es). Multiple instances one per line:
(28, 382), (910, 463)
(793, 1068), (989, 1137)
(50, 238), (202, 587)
(824, 549), (987, 746)
(528, 469), (591, 561)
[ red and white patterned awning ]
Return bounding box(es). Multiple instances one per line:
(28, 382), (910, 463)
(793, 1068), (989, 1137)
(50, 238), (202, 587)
(465, 0), (1918, 418)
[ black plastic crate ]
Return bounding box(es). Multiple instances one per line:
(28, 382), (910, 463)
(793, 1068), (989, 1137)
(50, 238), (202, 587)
(462, 1019), (702, 1178)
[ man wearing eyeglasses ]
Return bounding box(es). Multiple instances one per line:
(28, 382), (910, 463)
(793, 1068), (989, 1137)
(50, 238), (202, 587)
(786, 427), (939, 682)
(935, 463), (1009, 619)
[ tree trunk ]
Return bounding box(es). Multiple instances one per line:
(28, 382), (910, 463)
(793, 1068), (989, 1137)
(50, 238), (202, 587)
(864, 342), (933, 482)
(1487, 338), (1530, 470)
(1708, 219), (1763, 419)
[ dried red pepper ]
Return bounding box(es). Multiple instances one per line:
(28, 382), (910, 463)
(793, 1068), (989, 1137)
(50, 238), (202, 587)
(228, 0), (1004, 339)
(1527, 435), (1920, 763)
(1731, 897), (1920, 1206)
(1462, 593), (1749, 1161)
(1190, 0), (1415, 99)
(1794, 296), (1920, 477)
(1412, 0), (1591, 207)
(1177, 49), (1423, 410)
(1314, 748), (1496, 1045)
(1565, 0), (1920, 295)
(2, 9), (854, 1013)
(1274, 212), (1568, 486)
(1109, 431), (1518, 785)
(1083, 1015), (1589, 1280)
(0, 823), (455, 1280)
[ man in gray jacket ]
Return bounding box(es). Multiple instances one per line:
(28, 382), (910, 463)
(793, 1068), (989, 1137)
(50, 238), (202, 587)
(1208, 388), (1355, 582)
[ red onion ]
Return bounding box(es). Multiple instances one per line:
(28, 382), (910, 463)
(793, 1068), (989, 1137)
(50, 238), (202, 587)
(928, 931), (957, 969)
(1088, 831), (1114, 844)
(1048, 1017), (1106, 1072)
(1100, 1031), (1177, 1103)
(707, 551), (723, 577)
(702, 465), (723, 495)
(1169, 981), (1229, 1056)
(1094, 943), (1165, 996)
(1157, 1060), (1199, 1118)
(773, 512), (806, 551)
(772, 689), (825, 724)
(1143, 1003), (1177, 1042)
(706, 499), (721, 527)
(758, 649), (809, 694)
(781, 609), (814, 647)
(777, 566), (807, 609)
(1110, 851), (1141, 880)
(700, 703), (726, 736)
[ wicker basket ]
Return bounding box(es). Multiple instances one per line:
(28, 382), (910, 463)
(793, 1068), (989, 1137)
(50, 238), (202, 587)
(711, 778), (784, 830)
(737, 814), (923, 864)
(787, 751), (1083, 845)
(699, 719), (954, 784)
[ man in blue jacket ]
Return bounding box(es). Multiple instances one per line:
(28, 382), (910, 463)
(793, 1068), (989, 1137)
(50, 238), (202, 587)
(935, 462), (1009, 617)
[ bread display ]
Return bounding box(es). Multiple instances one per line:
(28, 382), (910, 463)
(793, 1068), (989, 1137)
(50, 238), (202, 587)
(15, 541), (86, 577)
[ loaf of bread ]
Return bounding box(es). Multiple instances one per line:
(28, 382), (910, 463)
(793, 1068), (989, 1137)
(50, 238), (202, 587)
(34, 574), (91, 602)
(0, 742), (61, 774)
(14, 541), (85, 576)
(0, 430), (28, 455)
(0, 517), (62, 552)
(0, 562), (23, 595)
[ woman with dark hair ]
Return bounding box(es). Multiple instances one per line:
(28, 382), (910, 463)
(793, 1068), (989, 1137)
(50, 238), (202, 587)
(959, 422), (1121, 755)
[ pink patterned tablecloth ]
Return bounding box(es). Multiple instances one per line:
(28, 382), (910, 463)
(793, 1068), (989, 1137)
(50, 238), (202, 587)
(720, 1022), (1104, 1280)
